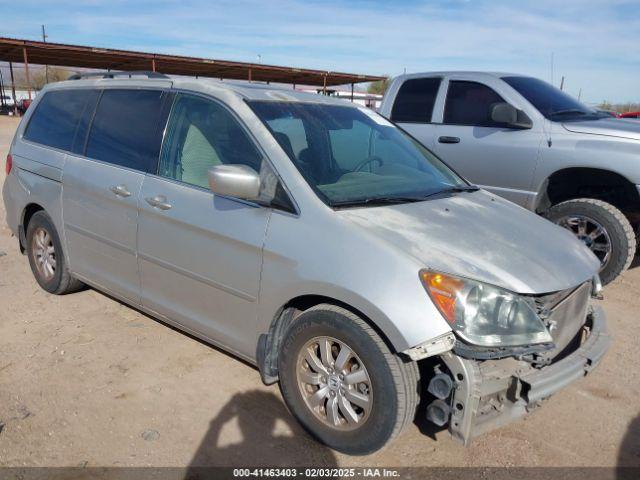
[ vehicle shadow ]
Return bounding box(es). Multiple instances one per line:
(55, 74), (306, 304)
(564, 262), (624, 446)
(184, 390), (337, 479)
(617, 414), (640, 479)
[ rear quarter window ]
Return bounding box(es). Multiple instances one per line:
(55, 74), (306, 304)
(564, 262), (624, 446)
(24, 89), (98, 152)
(86, 89), (166, 172)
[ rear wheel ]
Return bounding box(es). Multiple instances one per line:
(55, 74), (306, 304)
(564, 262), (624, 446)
(278, 304), (419, 455)
(546, 198), (635, 285)
(26, 211), (84, 294)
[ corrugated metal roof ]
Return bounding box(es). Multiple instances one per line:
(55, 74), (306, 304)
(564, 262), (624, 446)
(0, 37), (383, 87)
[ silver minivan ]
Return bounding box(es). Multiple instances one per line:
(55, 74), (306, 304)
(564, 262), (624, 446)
(2, 73), (609, 454)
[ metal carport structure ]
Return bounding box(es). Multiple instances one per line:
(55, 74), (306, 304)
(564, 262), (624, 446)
(0, 36), (383, 103)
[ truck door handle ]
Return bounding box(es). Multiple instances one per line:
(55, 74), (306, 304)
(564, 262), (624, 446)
(438, 136), (461, 144)
(145, 195), (172, 211)
(109, 184), (132, 197)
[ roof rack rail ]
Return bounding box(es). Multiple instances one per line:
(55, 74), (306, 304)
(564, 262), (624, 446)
(67, 70), (170, 80)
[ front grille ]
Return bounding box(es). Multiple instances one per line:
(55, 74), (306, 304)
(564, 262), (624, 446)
(532, 282), (592, 361)
(533, 288), (576, 313)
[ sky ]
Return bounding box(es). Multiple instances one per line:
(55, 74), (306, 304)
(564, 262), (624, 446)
(1, 0), (639, 103)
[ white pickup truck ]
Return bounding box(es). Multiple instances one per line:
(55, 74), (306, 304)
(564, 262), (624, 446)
(379, 72), (640, 284)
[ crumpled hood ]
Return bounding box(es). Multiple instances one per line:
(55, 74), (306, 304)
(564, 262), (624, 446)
(562, 117), (640, 141)
(339, 190), (600, 294)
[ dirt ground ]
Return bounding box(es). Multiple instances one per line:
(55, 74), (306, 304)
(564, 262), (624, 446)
(0, 115), (638, 468)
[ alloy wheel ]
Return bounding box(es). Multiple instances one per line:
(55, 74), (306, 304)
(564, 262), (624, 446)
(296, 336), (372, 431)
(31, 227), (56, 281)
(556, 214), (612, 268)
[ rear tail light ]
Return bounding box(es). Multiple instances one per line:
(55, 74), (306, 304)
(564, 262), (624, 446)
(5, 153), (12, 175)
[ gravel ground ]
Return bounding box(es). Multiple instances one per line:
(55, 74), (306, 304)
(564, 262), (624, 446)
(0, 115), (638, 468)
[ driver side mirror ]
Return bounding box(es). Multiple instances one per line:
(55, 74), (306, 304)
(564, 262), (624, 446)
(208, 164), (261, 201)
(490, 102), (533, 129)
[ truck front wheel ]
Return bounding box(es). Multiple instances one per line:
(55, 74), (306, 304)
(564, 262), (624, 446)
(546, 198), (636, 285)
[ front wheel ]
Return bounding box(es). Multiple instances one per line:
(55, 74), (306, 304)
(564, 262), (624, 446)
(546, 198), (636, 285)
(278, 304), (419, 455)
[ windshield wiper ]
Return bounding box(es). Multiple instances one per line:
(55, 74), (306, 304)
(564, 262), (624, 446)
(419, 184), (480, 199)
(332, 185), (479, 208)
(332, 196), (428, 208)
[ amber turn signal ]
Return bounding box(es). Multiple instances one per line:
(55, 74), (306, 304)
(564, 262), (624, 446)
(419, 271), (464, 325)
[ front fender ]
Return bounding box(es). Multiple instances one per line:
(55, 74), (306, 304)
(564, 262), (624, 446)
(257, 211), (453, 353)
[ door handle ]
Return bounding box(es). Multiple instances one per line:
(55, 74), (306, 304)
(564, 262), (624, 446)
(109, 184), (132, 197)
(145, 195), (172, 211)
(438, 136), (461, 144)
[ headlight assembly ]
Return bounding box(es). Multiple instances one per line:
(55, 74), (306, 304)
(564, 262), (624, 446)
(419, 270), (553, 347)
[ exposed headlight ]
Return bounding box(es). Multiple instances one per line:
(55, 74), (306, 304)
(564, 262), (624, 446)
(419, 270), (553, 347)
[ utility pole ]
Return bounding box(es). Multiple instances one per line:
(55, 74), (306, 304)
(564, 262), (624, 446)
(42, 25), (49, 84)
(560, 76), (565, 90)
(23, 47), (31, 100)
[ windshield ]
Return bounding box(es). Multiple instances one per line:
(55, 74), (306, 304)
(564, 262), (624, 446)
(248, 101), (468, 207)
(503, 76), (606, 121)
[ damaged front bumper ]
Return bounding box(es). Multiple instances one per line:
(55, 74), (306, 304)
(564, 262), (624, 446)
(439, 305), (610, 445)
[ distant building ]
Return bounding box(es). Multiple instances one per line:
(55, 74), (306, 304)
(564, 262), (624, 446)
(299, 87), (383, 110)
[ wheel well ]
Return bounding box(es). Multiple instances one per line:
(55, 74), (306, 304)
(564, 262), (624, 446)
(257, 295), (396, 385)
(19, 203), (45, 252)
(540, 168), (640, 225)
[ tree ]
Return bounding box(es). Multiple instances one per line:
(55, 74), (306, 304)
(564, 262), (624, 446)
(10, 66), (73, 91)
(597, 101), (640, 113)
(29, 67), (73, 90)
(598, 101), (613, 111)
(367, 77), (391, 95)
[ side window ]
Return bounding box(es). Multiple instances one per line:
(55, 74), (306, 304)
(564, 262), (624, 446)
(159, 94), (263, 190)
(24, 89), (99, 152)
(390, 77), (441, 123)
(86, 89), (165, 171)
(444, 81), (506, 127)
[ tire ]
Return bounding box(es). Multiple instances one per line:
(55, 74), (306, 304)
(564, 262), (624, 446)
(546, 198), (636, 285)
(278, 304), (419, 455)
(26, 211), (84, 295)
